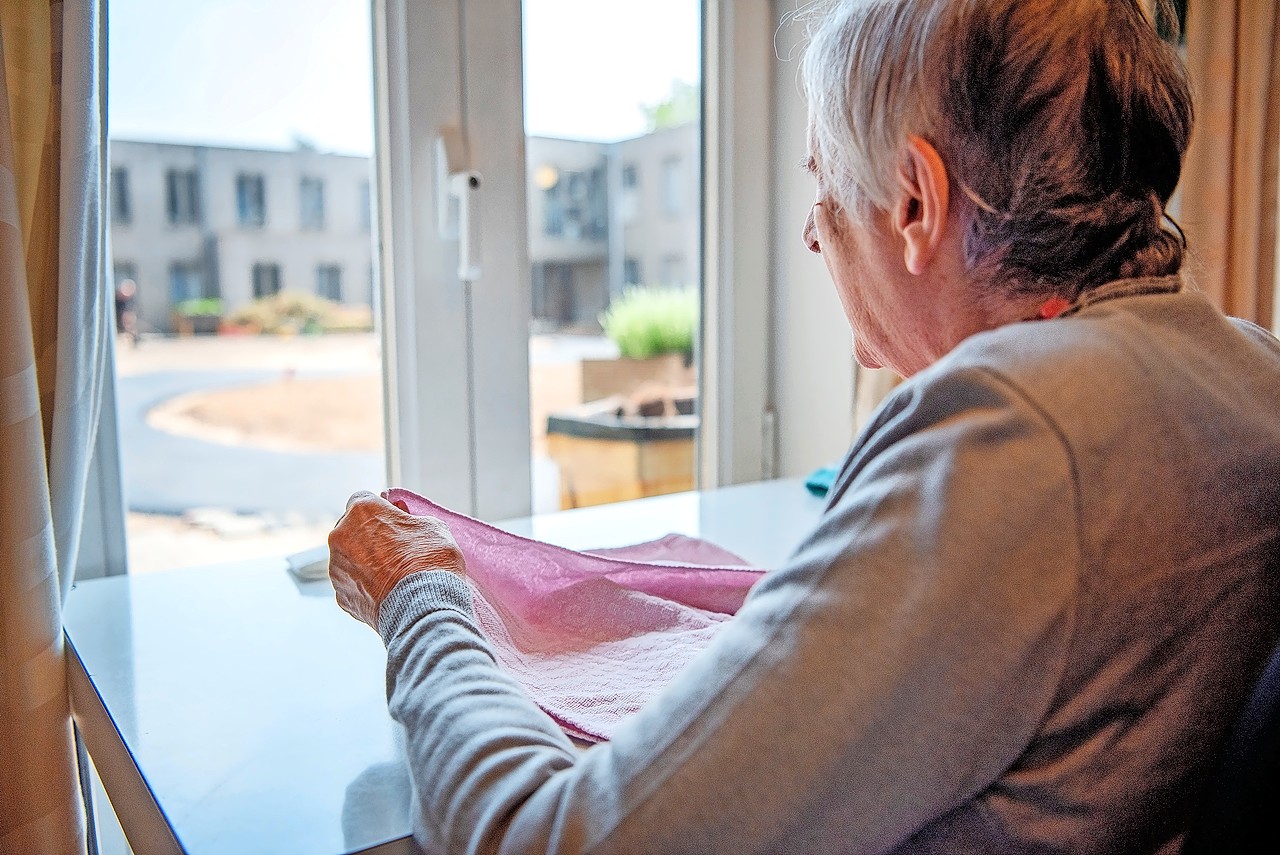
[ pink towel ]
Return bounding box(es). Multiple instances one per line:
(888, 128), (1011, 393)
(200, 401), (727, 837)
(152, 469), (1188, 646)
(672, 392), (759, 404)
(384, 488), (768, 742)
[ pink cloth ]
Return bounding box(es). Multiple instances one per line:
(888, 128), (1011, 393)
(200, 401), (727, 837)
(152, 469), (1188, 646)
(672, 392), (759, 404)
(384, 488), (768, 742)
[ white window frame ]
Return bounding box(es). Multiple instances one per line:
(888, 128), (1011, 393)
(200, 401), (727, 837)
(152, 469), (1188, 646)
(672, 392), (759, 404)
(699, 0), (775, 487)
(373, 0), (533, 520)
(82, 0), (853, 578)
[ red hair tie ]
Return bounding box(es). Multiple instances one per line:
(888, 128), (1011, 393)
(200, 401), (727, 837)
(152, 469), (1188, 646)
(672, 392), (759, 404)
(1038, 296), (1071, 319)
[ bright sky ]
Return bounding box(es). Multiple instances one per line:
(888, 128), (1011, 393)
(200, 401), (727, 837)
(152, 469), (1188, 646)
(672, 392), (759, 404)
(107, 0), (701, 155)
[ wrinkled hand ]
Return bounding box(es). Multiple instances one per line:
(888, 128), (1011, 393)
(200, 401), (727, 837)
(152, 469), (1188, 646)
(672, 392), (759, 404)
(328, 491), (466, 628)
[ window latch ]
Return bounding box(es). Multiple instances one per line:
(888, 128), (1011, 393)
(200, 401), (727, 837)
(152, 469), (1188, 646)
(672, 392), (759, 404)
(436, 125), (483, 283)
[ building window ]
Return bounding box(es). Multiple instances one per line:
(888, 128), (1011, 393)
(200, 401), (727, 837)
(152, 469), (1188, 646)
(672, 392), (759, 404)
(252, 262), (282, 298)
(316, 264), (342, 301)
(236, 173), (266, 227)
(165, 169), (200, 225)
(623, 258), (641, 286)
(621, 164), (638, 188)
(300, 176), (325, 230)
(110, 167), (132, 224)
(543, 167), (607, 240)
(169, 261), (204, 303)
(360, 180), (372, 232)
(661, 157), (683, 216)
(534, 262), (576, 324)
(543, 180), (565, 237)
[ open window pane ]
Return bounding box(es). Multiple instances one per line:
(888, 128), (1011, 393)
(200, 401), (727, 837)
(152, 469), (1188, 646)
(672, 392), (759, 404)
(523, 0), (702, 511)
(108, 0), (381, 573)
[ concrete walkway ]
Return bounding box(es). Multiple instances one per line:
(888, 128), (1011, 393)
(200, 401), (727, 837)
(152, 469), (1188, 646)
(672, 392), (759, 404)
(117, 368), (385, 521)
(114, 332), (605, 522)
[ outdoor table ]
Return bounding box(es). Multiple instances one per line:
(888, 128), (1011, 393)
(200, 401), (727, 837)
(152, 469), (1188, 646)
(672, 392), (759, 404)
(65, 478), (827, 854)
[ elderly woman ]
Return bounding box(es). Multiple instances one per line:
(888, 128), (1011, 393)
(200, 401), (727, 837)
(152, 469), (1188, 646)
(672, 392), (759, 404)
(330, 0), (1280, 852)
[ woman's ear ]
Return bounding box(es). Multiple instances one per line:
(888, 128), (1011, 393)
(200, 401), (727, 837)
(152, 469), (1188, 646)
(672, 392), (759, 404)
(895, 136), (950, 276)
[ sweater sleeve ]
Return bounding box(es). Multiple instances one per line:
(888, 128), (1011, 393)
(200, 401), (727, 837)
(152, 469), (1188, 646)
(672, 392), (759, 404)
(378, 365), (1081, 855)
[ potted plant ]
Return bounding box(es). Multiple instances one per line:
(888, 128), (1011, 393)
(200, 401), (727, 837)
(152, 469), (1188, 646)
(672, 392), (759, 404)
(548, 286), (700, 509)
(172, 297), (224, 336)
(581, 286), (697, 400)
(223, 292), (376, 337)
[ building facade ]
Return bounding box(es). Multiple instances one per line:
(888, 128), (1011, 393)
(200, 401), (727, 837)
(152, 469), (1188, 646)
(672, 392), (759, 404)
(526, 122), (700, 329)
(110, 124), (698, 335)
(109, 140), (374, 334)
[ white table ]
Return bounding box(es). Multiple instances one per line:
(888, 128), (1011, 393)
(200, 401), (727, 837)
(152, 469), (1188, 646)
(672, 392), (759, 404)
(65, 479), (828, 854)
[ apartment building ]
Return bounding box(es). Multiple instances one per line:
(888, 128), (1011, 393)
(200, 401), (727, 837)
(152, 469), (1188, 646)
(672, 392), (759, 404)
(109, 139), (374, 334)
(109, 124), (698, 335)
(526, 122), (700, 328)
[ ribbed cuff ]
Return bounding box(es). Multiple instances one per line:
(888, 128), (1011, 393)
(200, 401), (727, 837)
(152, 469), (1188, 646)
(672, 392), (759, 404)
(376, 571), (474, 644)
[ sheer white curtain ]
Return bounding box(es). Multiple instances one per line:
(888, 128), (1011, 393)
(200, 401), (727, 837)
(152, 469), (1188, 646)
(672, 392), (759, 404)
(0, 0), (109, 852)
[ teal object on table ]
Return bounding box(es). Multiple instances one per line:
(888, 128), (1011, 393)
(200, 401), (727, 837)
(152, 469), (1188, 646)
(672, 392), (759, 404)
(804, 464), (839, 496)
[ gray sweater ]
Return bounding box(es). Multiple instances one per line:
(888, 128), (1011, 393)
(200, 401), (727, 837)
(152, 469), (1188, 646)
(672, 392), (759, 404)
(377, 278), (1280, 854)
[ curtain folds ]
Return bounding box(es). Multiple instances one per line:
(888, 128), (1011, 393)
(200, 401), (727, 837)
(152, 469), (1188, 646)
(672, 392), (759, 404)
(1179, 0), (1280, 328)
(1, 0), (109, 852)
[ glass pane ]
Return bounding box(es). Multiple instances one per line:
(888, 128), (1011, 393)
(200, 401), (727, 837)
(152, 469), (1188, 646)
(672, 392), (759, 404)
(108, 0), (382, 573)
(523, 0), (702, 511)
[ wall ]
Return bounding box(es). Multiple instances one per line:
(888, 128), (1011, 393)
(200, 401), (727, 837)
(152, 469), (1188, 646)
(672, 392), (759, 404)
(614, 124), (701, 291)
(767, 1), (859, 478)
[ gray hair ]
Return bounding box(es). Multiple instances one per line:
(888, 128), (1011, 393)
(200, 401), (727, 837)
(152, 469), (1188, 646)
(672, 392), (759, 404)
(800, 0), (1193, 299)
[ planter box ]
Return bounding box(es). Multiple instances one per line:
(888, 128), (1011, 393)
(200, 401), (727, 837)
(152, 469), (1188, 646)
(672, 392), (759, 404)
(546, 398), (696, 510)
(580, 352), (694, 402)
(218, 320), (262, 336)
(172, 313), (222, 336)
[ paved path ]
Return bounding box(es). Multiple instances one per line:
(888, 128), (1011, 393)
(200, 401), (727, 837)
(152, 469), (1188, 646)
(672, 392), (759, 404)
(114, 331), (604, 520)
(118, 369), (385, 521)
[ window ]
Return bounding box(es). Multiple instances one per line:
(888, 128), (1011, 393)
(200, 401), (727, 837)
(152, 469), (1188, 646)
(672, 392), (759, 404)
(252, 262), (282, 298)
(533, 262), (576, 323)
(300, 176), (325, 230)
(623, 257), (641, 285)
(543, 180), (565, 237)
(621, 164), (638, 188)
(165, 168), (201, 225)
(169, 261), (204, 303)
(94, 0), (390, 586)
(543, 167), (607, 240)
(317, 264), (342, 301)
(236, 173), (266, 227)
(110, 167), (131, 224)
(360, 180), (372, 232)
(662, 156), (683, 216)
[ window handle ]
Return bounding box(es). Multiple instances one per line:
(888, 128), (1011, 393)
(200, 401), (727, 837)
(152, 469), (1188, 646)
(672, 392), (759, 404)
(436, 125), (482, 283)
(450, 170), (482, 283)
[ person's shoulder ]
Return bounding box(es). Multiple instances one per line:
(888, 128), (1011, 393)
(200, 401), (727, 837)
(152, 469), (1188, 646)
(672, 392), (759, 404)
(1228, 315), (1280, 353)
(855, 285), (1280, 466)
(900, 287), (1280, 457)
(945, 287), (1276, 395)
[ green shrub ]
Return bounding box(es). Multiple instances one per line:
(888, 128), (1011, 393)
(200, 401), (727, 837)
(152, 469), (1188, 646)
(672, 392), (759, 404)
(226, 291), (373, 334)
(599, 286), (698, 360)
(174, 297), (224, 317)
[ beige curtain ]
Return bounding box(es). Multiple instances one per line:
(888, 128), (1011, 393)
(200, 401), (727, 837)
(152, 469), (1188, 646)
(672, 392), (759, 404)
(1, 0), (109, 852)
(1179, 0), (1280, 328)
